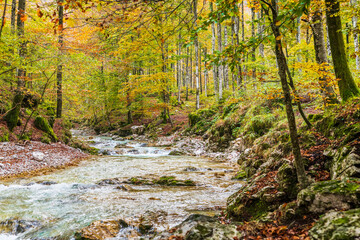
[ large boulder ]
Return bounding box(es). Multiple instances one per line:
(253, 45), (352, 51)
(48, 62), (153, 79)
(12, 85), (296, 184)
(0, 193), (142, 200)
(74, 219), (128, 240)
(227, 173), (285, 221)
(130, 125), (145, 135)
(310, 209), (360, 240)
(325, 146), (360, 179)
(276, 162), (298, 199)
(154, 214), (240, 240)
(297, 178), (360, 214)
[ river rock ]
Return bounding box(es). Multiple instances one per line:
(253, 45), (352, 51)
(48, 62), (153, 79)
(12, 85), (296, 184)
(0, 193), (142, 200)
(74, 219), (128, 240)
(309, 208), (360, 240)
(32, 152), (45, 161)
(96, 178), (122, 186)
(154, 214), (240, 240)
(0, 218), (41, 234)
(131, 125), (145, 135)
(169, 149), (185, 156)
(297, 178), (360, 214)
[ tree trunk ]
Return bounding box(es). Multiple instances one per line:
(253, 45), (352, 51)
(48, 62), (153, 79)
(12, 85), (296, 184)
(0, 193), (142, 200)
(217, 15), (223, 100)
(352, 0), (360, 70)
(326, 0), (360, 101)
(5, 0), (26, 130)
(56, 0), (64, 118)
(0, 0), (8, 39)
(204, 47), (208, 97)
(310, 10), (339, 105)
(266, 0), (308, 189)
(210, 2), (218, 98)
(177, 30), (182, 104)
(186, 47), (189, 101)
(193, 0), (200, 109)
(251, 7), (256, 80)
(10, 0), (16, 33)
(223, 25), (229, 89)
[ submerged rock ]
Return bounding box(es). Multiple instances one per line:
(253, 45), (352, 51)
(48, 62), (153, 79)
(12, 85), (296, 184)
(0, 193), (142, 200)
(297, 178), (360, 214)
(74, 219), (128, 240)
(0, 218), (41, 235)
(169, 149), (185, 156)
(310, 208), (360, 240)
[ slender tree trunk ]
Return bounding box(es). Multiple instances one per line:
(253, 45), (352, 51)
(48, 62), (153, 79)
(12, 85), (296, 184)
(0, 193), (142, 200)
(266, 0), (308, 189)
(210, 2), (218, 98)
(352, 0), (360, 70)
(217, 15), (223, 100)
(5, 0), (26, 130)
(56, 0), (64, 118)
(310, 10), (339, 105)
(233, 15), (243, 87)
(193, 0), (200, 109)
(10, 0), (16, 33)
(242, 1), (246, 85)
(223, 25), (229, 89)
(186, 47), (189, 101)
(190, 47), (193, 89)
(0, 0), (8, 39)
(326, 0), (360, 101)
(177, 31), (182, 104)
(251, 7), (256, 80)
(258, 10), (265, 59)
(204, 47), (208, 97)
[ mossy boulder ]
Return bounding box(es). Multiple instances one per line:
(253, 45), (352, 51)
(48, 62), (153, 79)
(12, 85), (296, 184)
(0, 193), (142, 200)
(158, 214), (241, 240)
(188, 108), (217, 135)
(297, 178), (360, 214)
(325, 146), (360, 179)
(227, 174), (283, 221)
(309, 209), (360, 240)
(276, 162), (298, 199)
(34, 116), (57, 142)
(4, 93), (23, 131)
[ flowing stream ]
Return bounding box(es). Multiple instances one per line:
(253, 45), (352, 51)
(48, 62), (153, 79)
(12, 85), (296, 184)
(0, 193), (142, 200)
(0, 131), (241, 239)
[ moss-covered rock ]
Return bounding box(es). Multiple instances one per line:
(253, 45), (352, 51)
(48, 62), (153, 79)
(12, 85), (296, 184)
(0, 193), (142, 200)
(276, 162), (298, 199)
(34, 116), (58, 142)
(297, 178), (360, 214)
(158, 214), (241, 240)
(309, 209), (360, 240)
(226, 174), (283, 221)
(40, 134), (51, 144)
(326, 146), (360, 179)
(4, 93), (23, 131)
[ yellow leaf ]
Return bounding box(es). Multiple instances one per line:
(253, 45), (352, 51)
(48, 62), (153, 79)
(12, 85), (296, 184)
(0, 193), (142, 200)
(275, 21), (281, 26)
(276, 35), (282, 40)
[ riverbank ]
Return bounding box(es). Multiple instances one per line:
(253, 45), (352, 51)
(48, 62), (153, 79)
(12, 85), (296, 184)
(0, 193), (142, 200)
(0, 141), (89, 181)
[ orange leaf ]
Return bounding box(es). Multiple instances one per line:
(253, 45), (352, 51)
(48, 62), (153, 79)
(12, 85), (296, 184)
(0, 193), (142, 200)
(37, 9), (43, 18)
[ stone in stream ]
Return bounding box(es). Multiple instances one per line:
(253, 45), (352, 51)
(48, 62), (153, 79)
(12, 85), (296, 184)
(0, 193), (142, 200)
(131, 125), (145, 135)
(169, 149), (185, 156)
(154, 214), (241, 240)
(74, 219), (129, 240)
(0, 218), (41, 235)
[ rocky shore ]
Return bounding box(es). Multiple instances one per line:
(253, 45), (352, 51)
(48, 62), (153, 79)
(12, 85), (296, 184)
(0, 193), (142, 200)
(0, 141), (89, 180)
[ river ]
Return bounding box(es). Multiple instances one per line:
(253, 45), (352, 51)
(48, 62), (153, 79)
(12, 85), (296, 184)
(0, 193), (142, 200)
(0, 131), (241, 239)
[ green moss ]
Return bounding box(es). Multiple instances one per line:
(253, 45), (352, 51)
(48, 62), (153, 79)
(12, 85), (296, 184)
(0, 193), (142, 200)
(232, 170), (247, 180)
(34, 116), (58, 142)
(40, 134), (51, 144)
(0, 127), (9, 142)
(4, 93), (23, 131)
